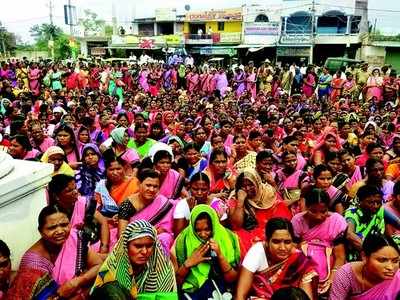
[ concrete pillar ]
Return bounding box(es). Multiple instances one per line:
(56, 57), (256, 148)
(80, 40), (88, 57)
(346, 15), (351, 34)
(154, 23), (157, 36)
(283, 17), (287, 34)
(314, 16), (318, 34)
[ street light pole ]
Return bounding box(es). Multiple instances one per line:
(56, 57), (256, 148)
(310, 0), (316, 64)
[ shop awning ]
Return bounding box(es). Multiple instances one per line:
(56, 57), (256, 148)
(235, 44), (276, 49)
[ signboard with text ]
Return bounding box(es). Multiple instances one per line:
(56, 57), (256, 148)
(155, 8), (177, 22)
(277, 47), (310, 57)
(186, 8), (242, 22)
(244, 22), (280, 36)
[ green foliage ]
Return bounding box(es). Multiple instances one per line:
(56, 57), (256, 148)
(104, 25), (113, 37)
(78, 9), (106, 36)
(0, 21), (17, 53)
(29, 23), (78, 59)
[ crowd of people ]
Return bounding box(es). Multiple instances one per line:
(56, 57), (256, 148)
(0, 54), (400, 300)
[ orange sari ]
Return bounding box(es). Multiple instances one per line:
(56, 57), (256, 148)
(110, 177), (139, 205)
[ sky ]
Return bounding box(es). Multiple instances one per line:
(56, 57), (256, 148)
(0, 0), (399, 43)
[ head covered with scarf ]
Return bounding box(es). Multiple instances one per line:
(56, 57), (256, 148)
(91, 220), (177, 298)
(174, 204), (240, 292)
(41, 146), (74, 177)
(110, 127), (128, 145)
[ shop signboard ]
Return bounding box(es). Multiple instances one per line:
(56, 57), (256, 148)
(200, 47), (237, 56)
(155, 8), (177, 22)
(219, 32), (241, 44)
(244, 22), (280, 36)
(277, 46), (310, 57)
(186, 8), (242, 22)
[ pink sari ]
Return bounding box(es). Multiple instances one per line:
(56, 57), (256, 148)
(53, 197), (86, 284)
(348, 166), (363, 190)
(159, 169), (184, 199)
(351, 271), (400, 300)
(292, 212), (347, 284)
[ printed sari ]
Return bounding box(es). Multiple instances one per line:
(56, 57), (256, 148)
(351, 271), (400, 300)
(251, 250), (318, 300)
(159, 169), (184, 200)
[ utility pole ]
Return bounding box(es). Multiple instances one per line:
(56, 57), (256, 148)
(49, 0), (55, 59)
(68, 0), (73, 36)
(309, 0), (316, 64)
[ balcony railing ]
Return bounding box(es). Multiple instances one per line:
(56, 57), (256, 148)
(184, 32), (241, 44)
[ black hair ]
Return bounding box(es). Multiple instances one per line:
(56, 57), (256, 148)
(265, 218), (295, 241)
(338, 149), (353, 159)
(0, 240), (10, 258)
(209, 149), (228, 164)
(256, 150), (273, 163)
(189, 172), (210, 186)
(271, 287), (310, 300)
(394, 181), (400, 196)
(325, 151), (340, 163)
(248, 130), (262, 140)
(195, 212), (212, 232)
(137, 168), (159, 182)
(281, 151), (297, 161)
(283, 135), (298, 145)
(220, 119), (232, 128)
(357, 184), (383, 202)
(38, 205), (68, 232)
(48, 174), (75, 198)
(313, 164), (333, 180)
(304, 187), (330, 207)
(363, 232), (400, 257)
(184, 143), (201, 153)
(103, 148), (126, 169)
(365, 158), (384, 173)
(10, 134), (32, 151)
(10, 119), (25, 136)
(153, 150), (172, 165)
(134, 123), (148, 132)
(366, 142), (383, 154)
(233, 133), (246, 143)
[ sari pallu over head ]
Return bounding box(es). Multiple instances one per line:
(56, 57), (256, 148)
(175, 204), (241, 293)
(91, 220), (177, 298)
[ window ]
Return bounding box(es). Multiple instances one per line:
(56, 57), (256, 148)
(218, 22), (225, 31)
(255, 14), (269, 22)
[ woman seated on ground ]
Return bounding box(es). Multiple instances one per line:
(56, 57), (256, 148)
(95, 149), (139, 219)
(325, 151), (350, 193)
(345, 184), (386, 262)
(329, 232), (400, 300)
(203, 149), (236, 196)
(0, 240), (14, 298)
(173, 172), (229, 236)
(181, 143), (208, 180)
(292, 188), (347, 295)
(108, 127), (140, 177)
(118, 168), (176, 252)
(6, 205), (102, 299)
(384, 181), (400, 245)
(231, 134), (257, 174)
(312, 164), (350, 213)
(91, 220), (177, 299)
(75, 143), (105, 197)
(236, 217), (318, 300)
(228, 168), (292, 257)
(41, 146), (74, 177)
(172, 205), (240, 300)
(7, 134), (40, 160)
(149, 149), (185, 200)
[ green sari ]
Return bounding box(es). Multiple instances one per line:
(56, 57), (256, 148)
(127, 138), (156, 159)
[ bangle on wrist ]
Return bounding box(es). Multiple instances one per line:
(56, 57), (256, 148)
(223, 266), (233, 274)
(183, 261), (190, 269)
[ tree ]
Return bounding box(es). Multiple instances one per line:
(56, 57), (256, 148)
(0, 21), (17, 54)
(79, 9), (105, 36)
(30, 23), (75, 59)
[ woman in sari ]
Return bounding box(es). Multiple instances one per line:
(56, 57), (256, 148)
(28, 62), (41, 97)
(236, 217), (318, 300)
(365, 68), (383, 102)
(246, 67), (257, 99)
(152, 149), (185, 199)
(330, 232), (400, 300)
(6, 205), (102, 299)
(192, 126), (212, 157)
(118, 168), (176, 252)
(313, 164), (350, 213)
(228, 169), (292, 257)
(0, 240), (14, 298)
(95, 151), (139, 219)
(172, 205), (240, 300)
(91, 220), (177, 299)
(54, 124), (81, 169)
(326, 151), (350, 192)
(174, 172), (229, 236)
(303, 66), (316, 98)
(340, 150), (365, 191)
(385, 181), (400, 245)
(234, 67), (246, 99)
(41, 146), (74, 177)
(312, 131), (342, 166)
(231, 134), (257, 174)
(275, 152), (310, 215)
(330, 70), (345, 102)
(342, 72), (357, 100)
(127, 124), (156, 160)
(7, 134), (40, 161)
(75, 143), (105, 197)
(183, 143), (208, 180)
(109, 127), (140, 177)
(317, 67), (332, 101)
(345, 185), (385, 262)
(204, 149), (236, 195)
(292, 188), (347, 295)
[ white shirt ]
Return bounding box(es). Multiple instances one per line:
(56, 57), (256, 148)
(242, 242), (269, 273)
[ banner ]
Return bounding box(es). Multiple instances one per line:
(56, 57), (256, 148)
(155, 8), (177, 22)
(244, 22), (280, 36)
(200, 47), (237, 56)
(186, 8), (242, 22)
